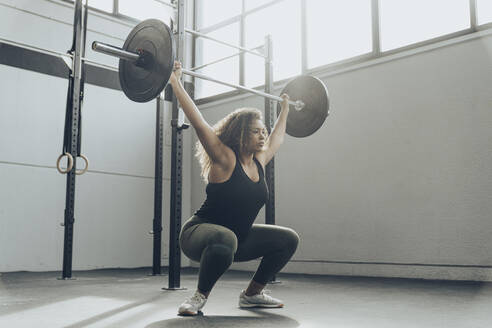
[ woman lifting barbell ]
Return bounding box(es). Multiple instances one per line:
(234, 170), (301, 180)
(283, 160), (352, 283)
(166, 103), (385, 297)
(169, 61), (299, 316)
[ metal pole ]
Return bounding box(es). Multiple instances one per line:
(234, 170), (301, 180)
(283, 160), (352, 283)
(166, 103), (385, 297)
(371, 0), (381, 56)
(190, 45), (263, 71)
(264, 34), (279, 284)
(165, 0), (185, 291)
(185, 28), (266, 58)
(470, 0), (477, 32)
(239, 0), (246, 86)
(61, 0), (84, 280)
(151, 93), (165, 275)
(265, 35), (279, 284)
(264, 34), (275, 227)
(300, 0), (307, 73)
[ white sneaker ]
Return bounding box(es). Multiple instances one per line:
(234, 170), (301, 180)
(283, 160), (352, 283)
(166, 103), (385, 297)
(178, 291), (207, 316)
(238, 290), (284, 308)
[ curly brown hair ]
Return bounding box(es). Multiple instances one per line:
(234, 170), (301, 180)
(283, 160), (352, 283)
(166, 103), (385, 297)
(195, 107), (266, 182)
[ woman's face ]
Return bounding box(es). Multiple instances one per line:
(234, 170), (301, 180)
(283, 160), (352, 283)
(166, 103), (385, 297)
(246, 119), (267, 153)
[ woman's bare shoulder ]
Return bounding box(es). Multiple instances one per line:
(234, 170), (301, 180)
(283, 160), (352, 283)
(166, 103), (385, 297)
(208, 147), (236, 183)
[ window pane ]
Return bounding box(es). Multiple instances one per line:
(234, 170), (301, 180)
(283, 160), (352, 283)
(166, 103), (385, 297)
(307, 0), (372, 69)
(119, 0), (172, 22)
(245, 0), (301, 87)
(245, 0), (275, 11)
(197, 0), (242, 29)
(380, 0), (470, 51)
(195, 23), (240, 98)
(477, 0), (492, 25)
(91, 0), (113, 13)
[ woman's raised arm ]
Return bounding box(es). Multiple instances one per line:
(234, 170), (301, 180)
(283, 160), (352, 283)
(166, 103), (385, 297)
(169, 61), (233, 166)
(257, 94), (290, 165)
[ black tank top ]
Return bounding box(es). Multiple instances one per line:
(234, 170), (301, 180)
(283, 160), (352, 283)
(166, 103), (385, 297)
(195, 152), (269, 242)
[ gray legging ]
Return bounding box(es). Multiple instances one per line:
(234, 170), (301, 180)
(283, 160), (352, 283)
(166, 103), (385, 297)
(180, 215), (299, 293)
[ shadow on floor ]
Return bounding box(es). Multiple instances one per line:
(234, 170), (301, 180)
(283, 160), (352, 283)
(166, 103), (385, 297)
(63, 294), (164, 328)
(146, 309), (299, 328)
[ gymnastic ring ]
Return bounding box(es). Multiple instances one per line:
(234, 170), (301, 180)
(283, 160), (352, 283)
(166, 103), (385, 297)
(56, 153), (74, 174)
(75, 154), (89, 175)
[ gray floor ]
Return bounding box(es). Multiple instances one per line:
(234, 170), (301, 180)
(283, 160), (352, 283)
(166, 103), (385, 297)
(1, 268), (491, 328)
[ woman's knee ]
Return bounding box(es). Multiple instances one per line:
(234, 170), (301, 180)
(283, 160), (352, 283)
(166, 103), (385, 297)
(281, 227), (300, 253)
(207, 229), (238, 252)
(203, 243), (235, 264)
(202, 230), (237, 265)
(179, 223), (238, 261)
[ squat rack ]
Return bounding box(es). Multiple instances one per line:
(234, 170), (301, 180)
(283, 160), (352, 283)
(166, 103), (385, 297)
(165, 0), (277, 289)
(0, 0), (278, 286)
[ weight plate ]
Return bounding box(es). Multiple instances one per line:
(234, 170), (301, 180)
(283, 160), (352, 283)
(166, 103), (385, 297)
(119, 19), (175, 103)
(277, 75), (329, 138)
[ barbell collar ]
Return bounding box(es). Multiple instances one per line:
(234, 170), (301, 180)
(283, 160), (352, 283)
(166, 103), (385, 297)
(294, 100), (305, 111)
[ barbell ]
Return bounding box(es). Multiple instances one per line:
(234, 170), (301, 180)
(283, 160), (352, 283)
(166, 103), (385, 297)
(92, 19), (329, 137)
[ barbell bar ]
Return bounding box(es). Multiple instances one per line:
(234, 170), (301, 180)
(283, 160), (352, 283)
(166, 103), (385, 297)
(92, 19), (329, 137)
(92, 41), (305, 110)
(184, 68), (305, 110)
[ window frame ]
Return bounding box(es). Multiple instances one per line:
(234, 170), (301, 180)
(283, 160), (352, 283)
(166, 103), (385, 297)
(61, 0), (175, 24)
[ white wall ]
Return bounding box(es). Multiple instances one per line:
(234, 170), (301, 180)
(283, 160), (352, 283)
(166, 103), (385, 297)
(0, 0), (193, 272)
(191, 31), (492, 281)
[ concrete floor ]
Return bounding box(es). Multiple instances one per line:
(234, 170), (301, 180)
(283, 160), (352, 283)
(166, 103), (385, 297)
(1, 268), (491, 328)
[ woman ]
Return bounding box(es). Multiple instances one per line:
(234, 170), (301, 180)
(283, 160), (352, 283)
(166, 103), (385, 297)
(169, 61), (299, 316)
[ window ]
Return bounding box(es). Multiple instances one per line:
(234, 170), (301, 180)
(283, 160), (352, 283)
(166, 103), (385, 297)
(306, 0), (372, 69)
(118, 0), (172, 22)
(379, 0), (470, 51)
(244, 0), (301, 87)
(477, 0), (492, 25)
(194, 0), (489, 100)
(196, 0), (242, 29)
(91, 0), (113, 13)
(245, 0), (275, 11)
(195, 23), (240, 98)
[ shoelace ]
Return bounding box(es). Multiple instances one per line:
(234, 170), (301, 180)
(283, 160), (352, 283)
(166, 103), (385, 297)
(248, 290), (274, 302)
(261, 293), (275, 301)
(188, 293), (205, 304)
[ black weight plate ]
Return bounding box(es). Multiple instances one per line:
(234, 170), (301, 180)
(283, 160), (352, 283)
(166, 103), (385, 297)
(277, 75), (329, 138)
(119, 19), (175, 103)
